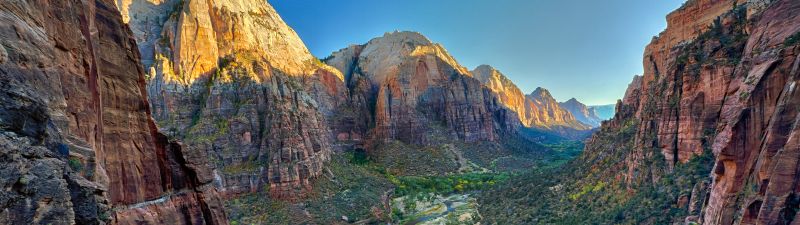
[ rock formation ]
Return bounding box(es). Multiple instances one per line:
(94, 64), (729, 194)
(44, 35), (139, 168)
(560, 98), (603, 127)
(0, 0), (227, 224)
(325, 32), (519, 145)
(581, 0), (800, 223)
(117, 0), (345, 199)
(525, 88), (588, 129)
(472, 65), (592, 130)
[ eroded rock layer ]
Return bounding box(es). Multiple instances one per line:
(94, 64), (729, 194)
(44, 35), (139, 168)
(472, 65), (592, 130)
(325, 32), (519, 145)
(118, 0), (343, 199)
(585, 0), (800, 223)
(0, 0), (226, 224)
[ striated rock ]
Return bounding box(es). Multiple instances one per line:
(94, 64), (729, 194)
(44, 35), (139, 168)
(526, 88), (590, 130)
(325, 32), (518, 145)
(560, 98), (603, 127)
(580, 0), (800, 224)
(472, 65), (529, 126)
(121, 0), (343, 199)
(472, 65), (591, 131)
(0, 0), (226, 224)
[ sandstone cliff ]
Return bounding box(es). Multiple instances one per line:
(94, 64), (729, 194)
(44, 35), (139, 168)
(480, 1), (800, 223)
(582, 0), (800, 223)
(0, 0), (227, 224)
(117, 0), (345, 199)
(472, 65), (592, 131)
(325, 31), (519, 145)
(560, 98), (603, 127)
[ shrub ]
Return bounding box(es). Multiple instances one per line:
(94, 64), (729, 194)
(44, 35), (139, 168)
(68, 157), (83, 172)
(785, 31), (800, 47)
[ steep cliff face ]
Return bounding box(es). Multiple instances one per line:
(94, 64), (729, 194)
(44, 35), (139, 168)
(117, 0), (345, 199)
(325, 32), (518, 145)
(527, 88), (590, 129)
(560, 98), (603, 127)
(472, 65), (591, 131)
(0, 0), (226, 224)
(582, 0), (800, 223)
(483, 0), (800, 224)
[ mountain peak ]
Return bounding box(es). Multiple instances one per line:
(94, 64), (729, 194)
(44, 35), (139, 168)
(559, 97), (601, 127)
(472, 64), (503, 83)
(369, 31), (433, 47)
(475, 64), (496, 71)
(530, 87), (553, 99)
(352, 30), (469, 84)
(566, 97), (580, 103)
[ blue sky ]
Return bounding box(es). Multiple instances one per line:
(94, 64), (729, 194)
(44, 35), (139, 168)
(271, 0), (685, 105)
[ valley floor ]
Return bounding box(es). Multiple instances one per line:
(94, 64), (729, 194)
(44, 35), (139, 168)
(224, 135), (584, 225)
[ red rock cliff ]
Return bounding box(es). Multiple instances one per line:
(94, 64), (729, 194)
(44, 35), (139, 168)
(119, 0), (343, 199)
(325, 32), (519, 145)
(472, 65), (592, 130)
(0, 0), (227, 224)
(595, 0), (800, 223)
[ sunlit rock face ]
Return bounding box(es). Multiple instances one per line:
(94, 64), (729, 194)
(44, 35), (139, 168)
(325, 31), (519, 145)
(585, 0), (800, 223)
(119, 0), (346, 199)
(526, 88), (591, 130)
(472, 65), (591, 131)
(0, 0), (227, 224)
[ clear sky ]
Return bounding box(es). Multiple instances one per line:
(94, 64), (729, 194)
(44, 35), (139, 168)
(271, 0), (686, 105)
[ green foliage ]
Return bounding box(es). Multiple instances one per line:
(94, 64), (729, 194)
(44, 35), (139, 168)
(225, 153), (395, 224)
(784, 31), (800, 47)
(479, 113), (716, 224)
(346, 150), (370, 165)
(221, 161), (264, 174)
(68, 157), (83, 172)
(371, 140), (459, 176)
(740, 91), (751, 101)
(392, 173), (509, 196)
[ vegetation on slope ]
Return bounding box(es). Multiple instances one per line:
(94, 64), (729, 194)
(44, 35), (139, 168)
(479, 116), (714, 224)
(478, 4), (750, 224)
(225, 129), (578, 224)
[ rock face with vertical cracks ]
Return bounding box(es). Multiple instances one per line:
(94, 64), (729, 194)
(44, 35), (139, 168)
(472, 65), (592, 131)
(324, 32), (519, 145)
(583, 0), (800, 223)
(118, 0), (344, 199)
(0, 0), (227, 224)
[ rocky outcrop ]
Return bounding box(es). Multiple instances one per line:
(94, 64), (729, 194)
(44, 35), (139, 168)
(472, 65), (591, 131)
(560, 98), (603, 127)
(472, 65), (529, 125)
(583, 0), (800, 224)
(0, 0), (226, 224)
(526, 88), (591, 130)
(621, 0), (751, 172)
(118, 0), (343, 199)
(325, 32), (518, 145)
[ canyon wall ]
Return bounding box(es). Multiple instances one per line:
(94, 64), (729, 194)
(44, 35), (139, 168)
(473, 65), (592, 130)
(117, 0), (344, 199)
(324, 32), (520, 145)
(594, 0), (800, 223)
(119, 0), (594, 201)
(0, 0), (226, 224)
